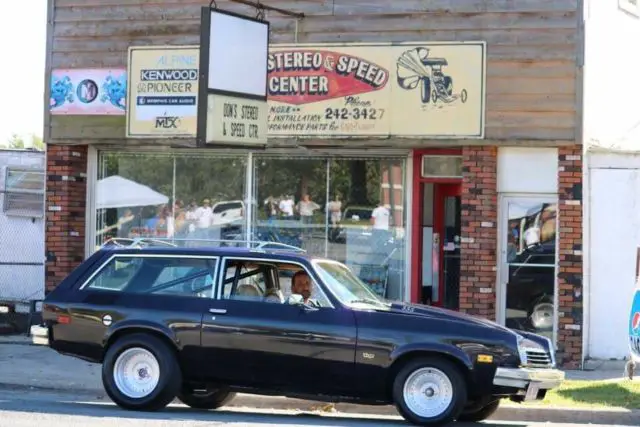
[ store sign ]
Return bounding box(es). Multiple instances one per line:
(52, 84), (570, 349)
(267, 42), (486, 139)
(206, 94), (268, 144)
(197, 7), (269, 147)
(126, 46), (199, 138)
(50, 68), (126, 115)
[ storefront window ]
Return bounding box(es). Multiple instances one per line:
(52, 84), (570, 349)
(95, 150), (407, 302)
(253, 155), (407, 301)
(95, 151), (247, 249)
(503, 199), (557, 341)
(253, 157), (327, 257)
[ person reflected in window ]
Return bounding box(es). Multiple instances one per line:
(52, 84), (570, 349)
(291, 270), (321, 307)
(116, 209), (135, 238)
(297, 194), (320, 238)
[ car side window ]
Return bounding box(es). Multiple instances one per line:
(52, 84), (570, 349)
(219, 259), (332, 307)
(221, 263), (269, 302)
(83, 257), (142, 291)
(276, 263), (332, 308)
(84, 256), (217, 298)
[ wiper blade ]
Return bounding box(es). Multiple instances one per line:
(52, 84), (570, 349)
(349, 298), (384, 305)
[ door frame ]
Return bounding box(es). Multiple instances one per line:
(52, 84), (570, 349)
(497, 193), (560, 347)
(410, 148), (462, 304)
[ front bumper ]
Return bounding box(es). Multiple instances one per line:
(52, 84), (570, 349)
(493, 367), (565, 401)
(30, 324), (49, 346)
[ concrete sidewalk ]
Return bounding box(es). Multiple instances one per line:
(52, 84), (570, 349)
(1, 335), (639, 425)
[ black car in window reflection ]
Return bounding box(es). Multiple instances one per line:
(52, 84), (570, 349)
(506, 203), (557, 335)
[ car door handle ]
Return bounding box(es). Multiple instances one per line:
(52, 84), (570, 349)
(209, 308), (227, 314)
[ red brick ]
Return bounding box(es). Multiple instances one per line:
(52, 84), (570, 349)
(45, 145), (88, 292)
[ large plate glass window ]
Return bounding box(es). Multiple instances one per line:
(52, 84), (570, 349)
(500, 197), (558, 342)
(252, 154), (407, 301)
(95, 151), (247, 249)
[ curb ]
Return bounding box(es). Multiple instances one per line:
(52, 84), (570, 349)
(1, 381), (640, 425)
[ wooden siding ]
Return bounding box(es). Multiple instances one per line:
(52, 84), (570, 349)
(48, 0), (580, 144)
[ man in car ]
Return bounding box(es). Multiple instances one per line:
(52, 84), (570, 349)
(291, 270), (321, 307)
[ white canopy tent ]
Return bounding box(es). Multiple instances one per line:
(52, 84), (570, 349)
(96, 175), (169, 210)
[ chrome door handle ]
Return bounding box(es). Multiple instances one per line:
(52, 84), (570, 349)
(209, 308), (227, 314)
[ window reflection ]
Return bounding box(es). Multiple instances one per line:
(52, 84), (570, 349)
(96, 152), (247, 249)
(504, 201), (557, 340)
(253, 156), (407, 301)
(253, 157), (327, 257)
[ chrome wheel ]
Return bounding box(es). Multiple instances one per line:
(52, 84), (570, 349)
(113, 347), (160, 399)
(402, 367), (454, 418)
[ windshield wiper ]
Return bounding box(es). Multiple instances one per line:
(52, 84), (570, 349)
(349, 298), (385, 305)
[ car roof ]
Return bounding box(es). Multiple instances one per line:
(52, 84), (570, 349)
(98, 245), (316, 262)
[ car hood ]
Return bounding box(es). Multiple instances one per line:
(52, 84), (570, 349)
(384, 301), (519, 337)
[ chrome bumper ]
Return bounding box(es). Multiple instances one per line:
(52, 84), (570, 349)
(30, 324), (49, 346)
(493, 366), (565, 390)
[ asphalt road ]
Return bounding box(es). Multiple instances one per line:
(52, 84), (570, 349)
(0, 387), (636, 427)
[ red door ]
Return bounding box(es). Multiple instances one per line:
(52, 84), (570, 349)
(433, 184), (462, 307)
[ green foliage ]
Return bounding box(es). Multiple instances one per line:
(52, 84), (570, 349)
(3, 133), (44, 150)
(99, 152), (403, 218)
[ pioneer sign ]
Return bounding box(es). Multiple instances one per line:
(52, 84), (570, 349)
(126, 46), (199, 138)
(267, 42), (486, 139)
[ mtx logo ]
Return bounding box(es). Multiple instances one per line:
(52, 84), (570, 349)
(155, 116), (180, 129)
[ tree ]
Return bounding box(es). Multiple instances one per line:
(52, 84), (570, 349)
(4, 133), (44, 150)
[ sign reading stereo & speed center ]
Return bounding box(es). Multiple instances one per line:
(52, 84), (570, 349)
(267, 42), (486, 138)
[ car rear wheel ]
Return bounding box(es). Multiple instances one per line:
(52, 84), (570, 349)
(457, 399), (500, 422)
(102, 333), (181, 411)
(178, 385), (236, 409)
(392, 356), (467, 426)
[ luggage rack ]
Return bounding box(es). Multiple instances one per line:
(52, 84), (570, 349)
(100, 237), (306, 253)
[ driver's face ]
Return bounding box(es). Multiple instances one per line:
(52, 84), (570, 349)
(293, 274), (312, 299)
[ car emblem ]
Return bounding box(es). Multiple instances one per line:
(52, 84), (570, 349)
(102, 314), (113, 326)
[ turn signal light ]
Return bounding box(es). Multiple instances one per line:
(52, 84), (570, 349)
(56, 314), (71, 324)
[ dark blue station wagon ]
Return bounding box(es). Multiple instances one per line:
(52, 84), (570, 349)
(32, 240), (564, 426)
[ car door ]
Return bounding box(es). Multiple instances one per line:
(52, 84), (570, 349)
(200, 257), (358, 395)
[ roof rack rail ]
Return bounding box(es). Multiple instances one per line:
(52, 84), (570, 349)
(99, 237), (306, 253)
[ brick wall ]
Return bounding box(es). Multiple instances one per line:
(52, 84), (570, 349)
(557, 145), (583, 368)
(459, 146), (498, 319)
(45, 145), (88, 292)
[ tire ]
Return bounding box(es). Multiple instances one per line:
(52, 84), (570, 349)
(392, 356), (467, 426)
(178, 385), (236, 410)
(457, 399), (500, 422)
(102, 333), (182, 411)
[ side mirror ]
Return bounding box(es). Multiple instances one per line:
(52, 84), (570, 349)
(287, 294), (304, 305)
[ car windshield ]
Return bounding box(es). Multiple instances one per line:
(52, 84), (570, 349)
(312, 260), (388, 307)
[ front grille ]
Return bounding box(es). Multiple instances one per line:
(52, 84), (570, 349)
(524, 348), (552, 367)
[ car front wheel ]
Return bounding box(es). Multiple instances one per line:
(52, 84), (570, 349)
(178, 385), (236, 409)
(102, 333), (182, 411)
(392, 356), (467, 426)
(457, 399), (500, 422)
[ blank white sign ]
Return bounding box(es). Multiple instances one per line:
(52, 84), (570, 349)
(208, 10), (268, 97)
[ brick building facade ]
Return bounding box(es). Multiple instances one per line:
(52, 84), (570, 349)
(43, 0), (585, 368)
(459, 146), (498, 320)
(45, 145), (87, 293)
